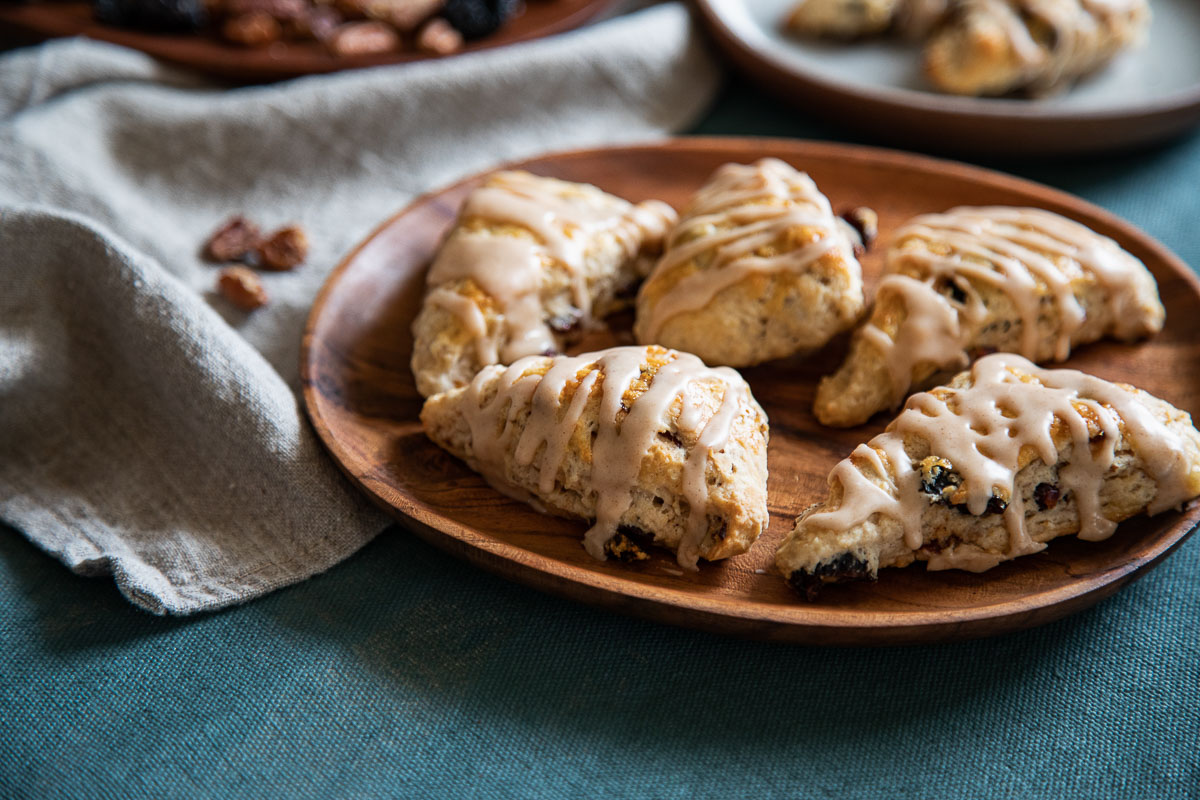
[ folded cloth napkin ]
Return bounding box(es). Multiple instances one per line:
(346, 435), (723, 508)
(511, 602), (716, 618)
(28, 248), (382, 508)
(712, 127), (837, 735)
(0, 3), (721, 615)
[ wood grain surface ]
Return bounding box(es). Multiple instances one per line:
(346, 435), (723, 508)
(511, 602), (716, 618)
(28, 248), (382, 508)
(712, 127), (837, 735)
(0, 0), (613, 81)
(301, 137), (1200, 645)
(692, 0), (1200, 157)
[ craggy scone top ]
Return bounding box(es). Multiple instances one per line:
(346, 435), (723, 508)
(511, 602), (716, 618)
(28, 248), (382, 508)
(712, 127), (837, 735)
(816, 206), (1165, 427)
(634, 158), (864, 367)
(421, 345), (770, 569)
(411, 170), (676, 397)
(780, 354), (1200, 596)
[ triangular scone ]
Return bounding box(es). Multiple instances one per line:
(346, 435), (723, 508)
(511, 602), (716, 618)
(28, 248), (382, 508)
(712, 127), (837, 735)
(780, 354), (1200, 598)
(783, 0), (947, 39)
(411, 171), (676, 398)
(421, 345), (770, 569)
(924, 0), (1149, 97)
(815, 206), (1164, 427)
(633, 159), (865, 368)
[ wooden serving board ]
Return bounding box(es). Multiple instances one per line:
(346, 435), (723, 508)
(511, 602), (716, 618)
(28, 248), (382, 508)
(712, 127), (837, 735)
(0, 0), (613, 81)
(301, 137), (1200, 645)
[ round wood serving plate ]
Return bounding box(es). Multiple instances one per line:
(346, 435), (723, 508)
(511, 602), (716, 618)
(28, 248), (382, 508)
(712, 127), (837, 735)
(302, 137), (1200, 645)
(694, 0), (1200, 157)
(0, 0), (612, 82)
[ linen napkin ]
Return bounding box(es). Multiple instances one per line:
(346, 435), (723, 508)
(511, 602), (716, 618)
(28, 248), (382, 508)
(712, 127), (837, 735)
(0, 3), (721, 614)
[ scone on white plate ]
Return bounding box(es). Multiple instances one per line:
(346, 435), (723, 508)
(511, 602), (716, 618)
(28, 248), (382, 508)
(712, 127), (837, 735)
(924, 0), (1150, 96)
(421, 345), (770, 570)
(779, 354), (1200, 598)
(815, 206), (1164, 427)
(634, 158), (865, 368)
(410, 171), (676, 398)
(782, 0), (949, 39)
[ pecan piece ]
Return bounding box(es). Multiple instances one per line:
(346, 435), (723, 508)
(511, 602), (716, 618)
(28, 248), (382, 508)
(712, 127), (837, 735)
(416, 17), (463, 54)
(366, 0), (443, 32)
(221, 11), (282, 46)
(204, 215), (261, 263)
(327, 20), (401, 55)
(218, 266), (269, 311)
(257, 225), (309, 271)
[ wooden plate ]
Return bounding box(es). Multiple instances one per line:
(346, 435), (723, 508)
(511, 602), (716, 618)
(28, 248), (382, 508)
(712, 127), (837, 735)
(301, 137), (1200, 644)
(0, 0), (613, 82)
(694, 0), (1200, 157)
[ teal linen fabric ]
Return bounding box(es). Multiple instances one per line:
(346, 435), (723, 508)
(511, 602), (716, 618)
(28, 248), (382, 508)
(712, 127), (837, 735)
(3, 81), (1200, 798)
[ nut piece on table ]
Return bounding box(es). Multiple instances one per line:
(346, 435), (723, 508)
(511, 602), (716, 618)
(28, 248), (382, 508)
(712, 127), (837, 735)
(416, 17), (463, 55)
(218, 266), (269, 311)
(366, 0), (443, 32)
(258, 225), (310, 271)
(204, 215), (261, 262)
(327, 21), (402, 55)
(222, 10), (283, 46)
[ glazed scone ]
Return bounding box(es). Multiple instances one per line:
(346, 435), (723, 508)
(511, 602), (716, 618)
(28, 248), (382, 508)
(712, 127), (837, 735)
(783, 0), (898, 38)
(815, 206), (1164, 427)
(924, 0), (1150, 96)
(783, 0), (948, 38)
(781, 354), (1200, 598)
(634, 159), (865, 368)
(421, 345), (770, 569)
(411, 171), (676, 398)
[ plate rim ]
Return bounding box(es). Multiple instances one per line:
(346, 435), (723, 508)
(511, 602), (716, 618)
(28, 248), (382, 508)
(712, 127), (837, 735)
(694, 0), (1200, 122)
(301, 135), (1200, 644)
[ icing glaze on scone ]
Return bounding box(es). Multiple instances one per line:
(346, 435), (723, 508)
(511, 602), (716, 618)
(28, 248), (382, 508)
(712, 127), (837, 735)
(412, 171), (676, 397)
(635, 159), (864, 366)
(421, 345), (770, 570)
(779, 355), (1200, 594)
(815, 206), (1164, 427)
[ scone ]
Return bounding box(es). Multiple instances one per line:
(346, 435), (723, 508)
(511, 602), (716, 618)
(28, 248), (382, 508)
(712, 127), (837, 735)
(924, 0), (1150, 96)
(780, 354), (1200, 598)
(634, 159), (865, 367)
(783, 0), (899, 38)
(815, 206), (1164, 427)
(411, 171), (677, 398)
(783, 0), (949, 38)
(421, 345), (770, 569)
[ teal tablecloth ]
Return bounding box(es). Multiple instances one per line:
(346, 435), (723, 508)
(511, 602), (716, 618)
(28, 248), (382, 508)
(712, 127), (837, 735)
(4, 80), (1199, 798)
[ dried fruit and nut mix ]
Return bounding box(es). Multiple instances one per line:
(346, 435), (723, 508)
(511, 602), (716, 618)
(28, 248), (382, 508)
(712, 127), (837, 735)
(90, 0), (530, 56)
(204, 215), (310, 311)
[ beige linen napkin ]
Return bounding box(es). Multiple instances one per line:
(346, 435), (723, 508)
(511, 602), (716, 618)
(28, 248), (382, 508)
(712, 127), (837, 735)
(0, 3), (721, 614)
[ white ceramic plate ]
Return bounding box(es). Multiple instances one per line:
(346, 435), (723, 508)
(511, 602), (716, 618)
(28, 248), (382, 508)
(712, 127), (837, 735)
(696, 0), (1200, 155)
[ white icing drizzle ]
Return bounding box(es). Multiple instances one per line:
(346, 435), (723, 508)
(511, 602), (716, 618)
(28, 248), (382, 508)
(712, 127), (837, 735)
(458, 346), (753, 570)
(863, 206), (1161, 407)
(961, 0), (1146, 92)
(426, 171), (677, 364)
(638, 158), (859, 342)
(806, 354), (1195, 571)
